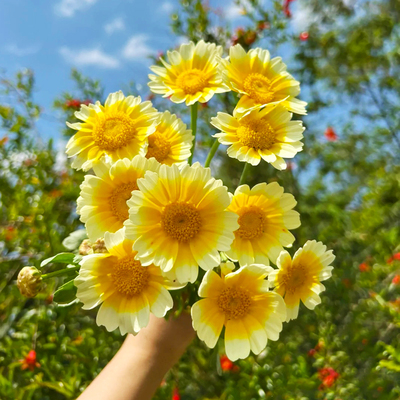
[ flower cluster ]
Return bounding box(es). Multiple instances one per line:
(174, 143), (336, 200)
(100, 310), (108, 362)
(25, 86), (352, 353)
(33, 40), (334, 362)
(19, 350), (40, 371)
(318, 367), (340, 389)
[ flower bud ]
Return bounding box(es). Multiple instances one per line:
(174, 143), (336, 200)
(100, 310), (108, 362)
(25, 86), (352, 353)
(78, 239), (93, 255)
(92, 238), (108, 254)
(17, 267), (43, 298)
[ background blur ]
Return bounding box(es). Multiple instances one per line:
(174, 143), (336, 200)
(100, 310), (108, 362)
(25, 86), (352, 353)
(1, 0), (400, 399)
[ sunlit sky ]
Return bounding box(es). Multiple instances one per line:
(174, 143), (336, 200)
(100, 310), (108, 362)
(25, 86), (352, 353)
(1, 0), (315, 141)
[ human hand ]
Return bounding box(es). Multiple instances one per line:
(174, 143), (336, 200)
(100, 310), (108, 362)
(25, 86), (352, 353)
(77, 311), (195, 400)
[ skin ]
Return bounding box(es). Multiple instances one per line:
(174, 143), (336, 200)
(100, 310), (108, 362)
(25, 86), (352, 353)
(77, 312), (195, 400)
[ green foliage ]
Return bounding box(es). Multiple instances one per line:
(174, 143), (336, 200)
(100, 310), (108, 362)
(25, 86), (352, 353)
(1, 0), (400, 399)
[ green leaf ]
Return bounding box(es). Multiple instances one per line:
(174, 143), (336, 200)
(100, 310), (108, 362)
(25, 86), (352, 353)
(62, 229), (87, 251)
(40, 253), (78, 268)
(53, 279), (77, 305)
(379, 360), (400, 372)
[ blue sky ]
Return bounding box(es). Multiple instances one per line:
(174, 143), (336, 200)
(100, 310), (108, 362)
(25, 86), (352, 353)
(1, 0), (315, 141)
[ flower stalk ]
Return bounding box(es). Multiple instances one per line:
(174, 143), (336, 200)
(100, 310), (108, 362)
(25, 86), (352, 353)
(204, 139), (220, 168)
(188, 103), (198, 165)
(41, 265), (80, 280)
(239, 162), (252, 185)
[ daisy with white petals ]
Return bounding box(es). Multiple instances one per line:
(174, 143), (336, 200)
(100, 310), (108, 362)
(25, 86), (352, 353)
(75, 230), (176, 335)
(268, 240), (335, 322)
(220, 44), (307, 115)
(211, 104), (304, 170)
(146, 111), (193, 165)
(227, 183), (300, 266)
(192, 263), (286, 361)
(148, 40), (229, 106)
(66, 91), (158, 171)
(124, 163), (239, 284)
(77, 155), (160, 242)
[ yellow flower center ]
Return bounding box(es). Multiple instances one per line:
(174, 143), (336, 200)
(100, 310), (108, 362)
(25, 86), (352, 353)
(243, 73), (275, 104)
(218, 287), (252, 320)
(93, 111), (136, 151)
(281, 264), (308, 294)
(176, 68), (207, 95)
(109, 181), (138, 222)
(236, 206), (266, 240)
(161, 202), (201, 243)
(237, 118), (276, 150)
(111, 255), (150, 297)
(146, 131), (171, 162)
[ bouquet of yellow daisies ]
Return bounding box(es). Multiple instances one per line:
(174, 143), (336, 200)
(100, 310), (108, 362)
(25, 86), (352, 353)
(17, 41), (334, 362)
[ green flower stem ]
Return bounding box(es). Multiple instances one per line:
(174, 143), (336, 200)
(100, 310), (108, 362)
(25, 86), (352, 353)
(41, 266), (80, 280)
(188, 103), (198, 165)
(239, 162), (252, 186)
(204, 139), (220, 168)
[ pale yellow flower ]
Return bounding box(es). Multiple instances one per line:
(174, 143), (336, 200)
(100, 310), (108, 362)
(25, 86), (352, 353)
(66, 91), (158, 171)
(124, 163), (239, 284)
(145, 111), (193, 165)
(211, 104), (304, 169)
(268, 240), (335, 322)
(77, 155), (160, 241)
(75, 230), (176, 335)
(148, 40), (229, 106)
(192, 263), (286, 361)
(227, 183), (300, 266)
(220, 44), (307, 115)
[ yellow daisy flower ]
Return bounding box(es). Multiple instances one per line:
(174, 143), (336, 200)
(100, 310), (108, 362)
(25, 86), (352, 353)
(220, 44), (307, 115)
(124, 163), (239, 284)
(145, 111), (193, 165)
(227, 183), (300, 266)
(268, 240), (335, 322)
(148, 40), (229, 106)
(211, 104), (304, 169)
(66, 91), (158, 171)
(75, 230), (175, 335)
(191, 263), (286, 361)
(77, 155), (160, 242)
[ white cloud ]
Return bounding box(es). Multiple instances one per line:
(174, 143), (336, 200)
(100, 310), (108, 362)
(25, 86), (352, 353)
(104, 17), (125, 34)
(225, 3), (242, 20)
(160, 1), (173, 13)
(59, 47), (120, 69)
(290, 4), (320, 32)
(54, 0), (98, 17)
(5, 44), (40, 56)
(122, 35), (153, 61)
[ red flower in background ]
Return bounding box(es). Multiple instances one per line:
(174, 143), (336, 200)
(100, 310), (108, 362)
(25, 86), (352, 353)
(172, 387), (180, 400)
(20, 350), (40, 371)
(245, 31), (257, 45)
(359, 262), (369, 272)
(5, 226), (16, 241)
(82, 99), (92, 106)
(220, 355), (239, 372)
(392, 275), (400, 285)
(318, 367), (339, 389)
(65, 99), (81, 109)
(257, 21), (269, 31)
(299, 31), (309, 41)
(283, 0), (295, 18)
(324, 126), (338, 141)
(220, 355), (234, 371)
(308, 348), (317, 357)
(387, 252), (400, 264)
